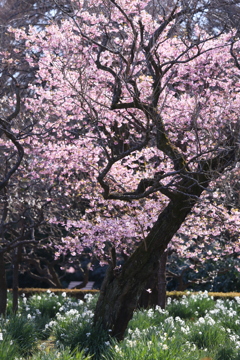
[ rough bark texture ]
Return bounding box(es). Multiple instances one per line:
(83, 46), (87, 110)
(0, 252), (7, 315)
(138, 268), (158, 309)
(137, 250), (168, 309)
(12, 246), (22, 313)
(94, 179), (205, 339)
(158, 250), (168, 309)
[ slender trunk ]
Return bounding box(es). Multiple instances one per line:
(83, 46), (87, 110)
(157, 250), (168, 309)
(48, 263), (63, 288)
(0, 252), (7, 315)
(12, 246), (21, 313)
(94, 190), (202, 340)
(75, 262), (91, 289)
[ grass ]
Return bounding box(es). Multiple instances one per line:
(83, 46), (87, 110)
(0, 290), (240, 359)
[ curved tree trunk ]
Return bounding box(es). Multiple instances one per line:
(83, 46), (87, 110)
(94, 190), (202, 340)
(93, 146), (235, 339)
(0, 252), (7, 315)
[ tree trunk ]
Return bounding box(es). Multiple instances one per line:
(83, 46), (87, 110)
(75, 262), (91, 289)
(157, 250), (168, 309)
(93, 143), (235, 340)
(138, 250), (168, 309)
(48, 263), (63, 288)
(137, 267), (158, 309)
(0, 252), (7, 315)
(12, 246), (21, 313)
(94, 190), (202, 340)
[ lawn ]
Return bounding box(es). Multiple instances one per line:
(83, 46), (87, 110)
(0, 291), (240, 359)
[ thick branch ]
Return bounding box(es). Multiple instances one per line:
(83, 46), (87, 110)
(145, 6), (184, 52)
(106, 177), (175, 201)
(97, 137), (150, 198)
(0, 239), (38, 254)
(230, 39), (240, 70)
(0, 76), (23, 190)
(0, 127), (24, 190)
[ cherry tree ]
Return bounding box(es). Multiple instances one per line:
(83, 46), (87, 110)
(0, 0), (77, 314)
(11, 0), (240, 338)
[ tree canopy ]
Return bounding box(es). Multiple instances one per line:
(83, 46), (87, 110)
(1, 0), (240, 337)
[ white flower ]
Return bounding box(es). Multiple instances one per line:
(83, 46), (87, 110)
(114, 345), (123, 355)
(147, 309), (154, 318)
(62, 292), (66, 298)
(126, 339), (137, 347)
(84, 294), (93, 302)
(167, 297), (172, 305)
(147, 340), (153, 348)
(0, 333), (3, 341)
(181, 325), (190, 334)
(205, 316), (215, 325)
(162, 344), (168, 350)
(198, 317), (205, 324)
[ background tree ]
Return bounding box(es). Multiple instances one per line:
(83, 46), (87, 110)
(0, 0), (78, 313)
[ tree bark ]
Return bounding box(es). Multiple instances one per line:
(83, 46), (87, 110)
(137, 268), (158, 309)
(0, 252), (7, 315)
(138, 250), (168, 309)
(157, 250), (168, 309)
(12, 245), (21, 313)
(94, 188), (203, 340)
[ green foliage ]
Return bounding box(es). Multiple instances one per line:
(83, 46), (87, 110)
(53, 312), (110, 359)
(0, 334), (20, 360)
(167, 292), (216, 319)
(109, 292), (240, 360)
(30, 347), (92, 360)
(215, 346), (240, 360)
(167, 299), (195, 319)
(27, 291), (66, 318)
(34, 313), (55, 340)
(188, 321), (228, 349)
(1, 291), (240, 359)
(104, 337), (207, 360)
(127, 306), (169, 332)
(5, 313), (38, 356)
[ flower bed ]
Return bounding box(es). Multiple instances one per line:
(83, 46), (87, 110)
(0, 291), (240, 359)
